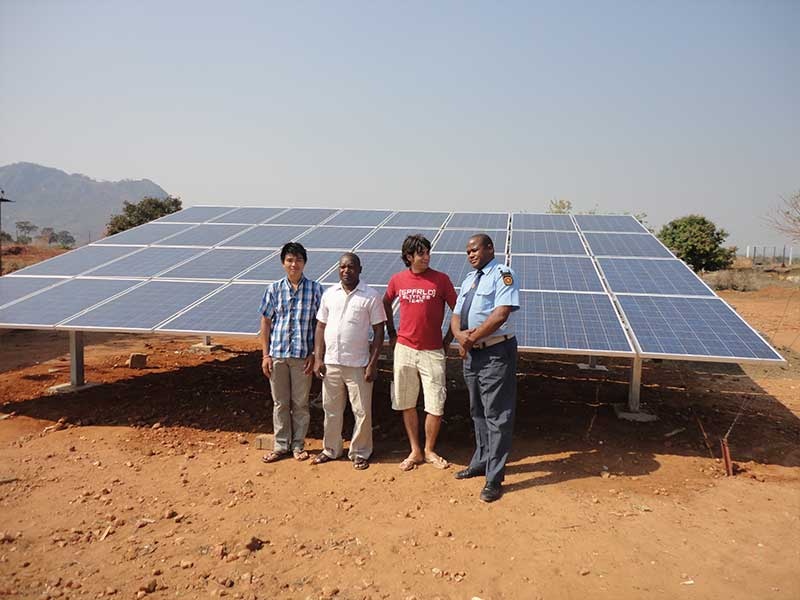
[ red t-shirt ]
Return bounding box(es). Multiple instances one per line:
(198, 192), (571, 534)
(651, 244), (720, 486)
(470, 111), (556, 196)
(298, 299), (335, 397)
(384, 268), (457, 351)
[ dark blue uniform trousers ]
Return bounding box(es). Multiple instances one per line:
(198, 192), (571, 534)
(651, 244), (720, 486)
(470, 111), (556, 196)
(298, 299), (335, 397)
(463, 337), (518, 485)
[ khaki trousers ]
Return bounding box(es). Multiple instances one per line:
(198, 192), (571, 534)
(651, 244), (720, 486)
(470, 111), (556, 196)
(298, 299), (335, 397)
(269, 357), (312, 453)
(321, 364), (373, 461)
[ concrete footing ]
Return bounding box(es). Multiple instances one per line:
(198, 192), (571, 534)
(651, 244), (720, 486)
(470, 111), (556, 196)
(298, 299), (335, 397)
(189, 343), (222, 354)
(614, 403), (658, 422)
(47, 382), (100, 395)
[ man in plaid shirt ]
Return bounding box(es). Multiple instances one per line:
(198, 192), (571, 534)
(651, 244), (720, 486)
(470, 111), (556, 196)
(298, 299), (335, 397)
(259, 242), (323, 462)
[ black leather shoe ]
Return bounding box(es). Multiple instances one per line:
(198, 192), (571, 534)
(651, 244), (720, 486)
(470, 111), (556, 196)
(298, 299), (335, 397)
(454, 467), (483, 480)
(479, 483), (503, 503)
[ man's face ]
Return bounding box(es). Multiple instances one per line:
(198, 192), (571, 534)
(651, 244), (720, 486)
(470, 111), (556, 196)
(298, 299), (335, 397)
(407, 248), (430, 273)
(338, 255), (361, 287)
(282, 253), (306, 279)
(465, 237), (494, 270)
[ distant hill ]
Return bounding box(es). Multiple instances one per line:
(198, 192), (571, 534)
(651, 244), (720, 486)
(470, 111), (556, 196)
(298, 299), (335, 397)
(0, 162), (169, 243)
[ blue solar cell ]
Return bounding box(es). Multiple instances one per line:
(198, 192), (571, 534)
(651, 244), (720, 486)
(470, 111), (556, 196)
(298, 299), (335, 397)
(159, 249), (273, 280)
(209, 207), (286, 224)
(0, 279), (140, 327)
(220, 225), (312, 248)
(430, 254), (475, 289)
(153, 224), (251, 247)
(266, 208), (337, 225)
(237, 250), (341, 282)
(434, 230), (507, 254)
(447, 213), (509, 229)
(322, 251), (403, 286)
(87, 247), (204, 277)
(12, 245), (139, 276)
(156, 206), (237, 223)
(357, 228), (439, 251)
(510, 231), (586, 255)
(512, 214), (575, 231)
(93, 223), (193, 246)
(158, 283), (265, 334)
(584, 233), (672, 258)
(324, 210), (393, 227)
(575, 215), (647, 233)
(599, 258), (713, 296)
(62, 281), (222, 330)
(0, 277), (63, 308)
(297, 226), (374, 250)
(516, 292), (633, 354)
(384, 212), (449, 228)
(618, 295), (783, 360)
(510, 255), (604, 292)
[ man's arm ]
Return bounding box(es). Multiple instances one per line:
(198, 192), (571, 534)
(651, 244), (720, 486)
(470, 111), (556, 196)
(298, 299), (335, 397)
(313, 321), (327, 379)
(259, 316), (273, 377)
(382, 297), (397, 348)
(465, 306), (513, 346)
(365, 322), (385, 382)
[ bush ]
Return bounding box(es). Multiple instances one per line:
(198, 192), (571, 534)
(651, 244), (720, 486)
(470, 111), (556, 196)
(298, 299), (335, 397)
(658, 215), (735, 272)
(106, 196), (182, 235)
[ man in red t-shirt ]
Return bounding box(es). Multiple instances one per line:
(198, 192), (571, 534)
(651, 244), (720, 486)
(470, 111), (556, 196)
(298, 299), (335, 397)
(384, 234), (458, 472)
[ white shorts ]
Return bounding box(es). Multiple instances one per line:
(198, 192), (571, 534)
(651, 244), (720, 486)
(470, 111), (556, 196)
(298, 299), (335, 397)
(392, 342), (447, 416)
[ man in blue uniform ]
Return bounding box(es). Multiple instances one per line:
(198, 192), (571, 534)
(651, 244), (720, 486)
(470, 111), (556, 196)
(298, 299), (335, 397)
(451, 233), (520, 503)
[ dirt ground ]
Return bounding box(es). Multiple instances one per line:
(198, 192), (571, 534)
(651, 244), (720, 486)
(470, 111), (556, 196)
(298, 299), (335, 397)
(1, 285), (798, 600)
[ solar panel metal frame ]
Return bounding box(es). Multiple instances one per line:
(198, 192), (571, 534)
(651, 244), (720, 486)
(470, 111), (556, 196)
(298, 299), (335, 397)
(574, 214), (649, 233)
(597, 257), (716, 297)
(219, 224), (315, 249)
(10, 245), (143, 277)
(293, 225), (377, 250)
(508, 230), (588, 255)
(446, 212), (509, 230)
(509, 254), (606, 293)
(0, 276), (67, 309)
(615, 293), (785, 364)
(85, 247), (206, 278)
(157, 282), (266, 336)
(156, 248), (275, 281)
(155, 206), (240, 223)
(583, 231), (674, 258)
(511, 213), (576, 231)
(208, 207), (288, 224)
(383, 210), (450, 229)
(151, 223), (254, 248)
(92, 222), (195, 246)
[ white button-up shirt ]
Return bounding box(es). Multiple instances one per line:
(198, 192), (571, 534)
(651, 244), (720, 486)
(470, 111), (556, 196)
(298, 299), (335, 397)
(317, 281), (386, 367)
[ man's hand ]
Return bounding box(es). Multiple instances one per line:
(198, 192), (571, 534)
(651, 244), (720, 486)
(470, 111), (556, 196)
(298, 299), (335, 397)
(313, 357), (326, 379)
(454, 328), (476, 355)
(261, 356), (273, 378)
(365, 362), (378, 382)
(388, 332), (397, 351)
(303, 355), (314, 376)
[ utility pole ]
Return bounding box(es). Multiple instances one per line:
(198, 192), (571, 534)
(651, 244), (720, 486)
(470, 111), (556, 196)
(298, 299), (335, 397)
(0, 189), (14, 275)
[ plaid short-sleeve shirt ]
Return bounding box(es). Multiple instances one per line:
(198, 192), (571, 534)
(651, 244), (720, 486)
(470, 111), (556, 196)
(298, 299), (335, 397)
(259, 276), (323, 359)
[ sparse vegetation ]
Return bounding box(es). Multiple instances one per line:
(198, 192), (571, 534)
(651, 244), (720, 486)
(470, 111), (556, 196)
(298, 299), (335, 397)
(106, 196), (182, 235)
(658, 215), (736, 272)
(767, 190), (800, 241)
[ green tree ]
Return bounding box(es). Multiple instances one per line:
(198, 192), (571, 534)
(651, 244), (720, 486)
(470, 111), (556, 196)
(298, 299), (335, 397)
(657, 215), (735, 272)
(37, 227), (56, 245)
(53, 230), (76, 248)
(106, 196), (182, 235)
(15, 220), (38, 244)
(0, 230), (12, 243)
(547, 198), (572, 214)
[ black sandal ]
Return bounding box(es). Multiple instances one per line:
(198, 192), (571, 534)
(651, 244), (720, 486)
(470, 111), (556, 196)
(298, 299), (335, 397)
(311, 452), (334, 465)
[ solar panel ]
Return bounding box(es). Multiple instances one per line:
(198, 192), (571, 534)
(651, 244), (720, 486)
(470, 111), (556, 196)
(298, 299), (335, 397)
(296, 226), (375, 250)
(434, 229), (507, 254)
(617, 295), (783, 361)
(516, 291), (633, 355)
(574, 214), (647, 233)
(236, 250), (341, 282)
(384, 212), (449, 228)
(12, 245), (139, 277)
(266, 208), (337, 225)
(158, 283), (265, 335)
(0, 276), (63, 308)
(325, 210), (393, 227)
(61, 280), (222, 331)
(220, 225), (312, 248)
(510, 231), (586, 255)
(356, 228), (439, 251)
(512, 214), (575, 231)
(87, 247), (204, 278)
(93, 223), (192, 246)
(159, 249), (273, 280)
(156, 206), (236, 223)
(430, 253), (475, 289)
(322, 251), (403, 286)
(510, 255), (604, 292)
(0, 279), (141, 327)
(584, 232), (672, 258)
(598, 258), (714, 296)
(209, 207), (286, 224)
(153, 224), (251, 247)
(447, 213), (509, 229)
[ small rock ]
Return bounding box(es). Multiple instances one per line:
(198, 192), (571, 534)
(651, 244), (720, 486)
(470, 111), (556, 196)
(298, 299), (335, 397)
(579, 568), (590, 576)
(164, 509), (178, 520)
(180, 560), (193, 569)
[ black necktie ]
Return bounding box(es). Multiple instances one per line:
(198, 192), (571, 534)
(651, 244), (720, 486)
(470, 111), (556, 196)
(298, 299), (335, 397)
(460, 269), (484, 330)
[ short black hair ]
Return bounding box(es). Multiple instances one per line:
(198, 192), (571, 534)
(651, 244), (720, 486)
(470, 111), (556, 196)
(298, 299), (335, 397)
(470, 233), (494, 249)
(281, 242), (307, 263)
(401, 234), (432, 267)
(339, 252), (361, 268)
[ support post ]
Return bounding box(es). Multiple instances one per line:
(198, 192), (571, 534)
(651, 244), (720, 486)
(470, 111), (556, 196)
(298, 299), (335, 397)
(70, 331), (85, 387)
(578, 355), (608, 371)
(204, 335), (212, 345)
(628, 356), (642, 412)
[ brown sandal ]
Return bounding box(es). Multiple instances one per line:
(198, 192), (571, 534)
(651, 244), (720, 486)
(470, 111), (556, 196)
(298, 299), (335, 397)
(261, 450), (289, 463)
(311, 452), (334, 465)
(293, 449), (309, 461)
(353, 457), (369, 470)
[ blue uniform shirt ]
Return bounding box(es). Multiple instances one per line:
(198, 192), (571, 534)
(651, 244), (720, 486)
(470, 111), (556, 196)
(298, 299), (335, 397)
(454, 258), (520, 341)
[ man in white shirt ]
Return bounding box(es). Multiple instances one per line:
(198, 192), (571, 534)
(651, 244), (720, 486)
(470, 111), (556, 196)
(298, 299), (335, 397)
(312, 253), (386, 470)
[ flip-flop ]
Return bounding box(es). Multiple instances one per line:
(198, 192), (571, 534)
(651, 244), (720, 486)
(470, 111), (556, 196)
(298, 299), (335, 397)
(399, 457), (421, 472)
(425, 454), (450, 470)
(261, 450), (289, 464)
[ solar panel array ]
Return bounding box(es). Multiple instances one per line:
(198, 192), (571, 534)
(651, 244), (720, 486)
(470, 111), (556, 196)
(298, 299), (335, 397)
(0, 207), (784, 364)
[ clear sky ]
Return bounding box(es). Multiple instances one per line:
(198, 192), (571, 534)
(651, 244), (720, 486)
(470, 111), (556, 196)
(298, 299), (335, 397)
(1, 1), (797, 248)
